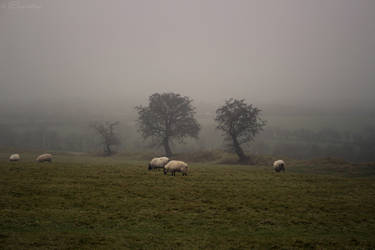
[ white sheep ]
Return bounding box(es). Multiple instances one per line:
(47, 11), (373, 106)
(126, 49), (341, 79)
(148, 157), (169, 171)
(36, 153), (53, 163)
(273, 160), (286, 172)
(9, 154), (20, 162)
(164, 160), (188, 176)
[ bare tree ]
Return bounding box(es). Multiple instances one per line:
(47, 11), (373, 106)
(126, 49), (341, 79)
(136, 92), (200, 157)
(90, 121), (120, 156)
(215, 98), (266, 164)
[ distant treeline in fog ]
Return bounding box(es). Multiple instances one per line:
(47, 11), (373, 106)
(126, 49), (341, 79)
(1, 121), (374, 162)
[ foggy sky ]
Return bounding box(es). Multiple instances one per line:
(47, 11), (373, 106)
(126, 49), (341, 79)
(1, 0), (375, 111)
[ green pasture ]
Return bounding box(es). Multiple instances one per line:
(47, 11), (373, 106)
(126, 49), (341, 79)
(0, 153), (374, 249)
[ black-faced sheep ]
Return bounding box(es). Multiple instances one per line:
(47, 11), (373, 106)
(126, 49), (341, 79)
(36, 153), (53, 163)
(9, 154), (20, 162)
(273, 160), (285, 172)
(164, 160), (188, 176)
(148, 157), (169, 170)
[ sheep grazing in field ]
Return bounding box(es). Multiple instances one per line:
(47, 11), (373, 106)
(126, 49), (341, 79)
(273, 160), (286, 172)
(164, 160), (188, 176)
(148, 157), (169, 171)
(36, 153), (53, 163)
(9, 154), (20, 162)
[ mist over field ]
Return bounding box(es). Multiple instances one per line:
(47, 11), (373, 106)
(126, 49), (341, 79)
(2, 1), (375, 249)
(1, 0), (375, 160)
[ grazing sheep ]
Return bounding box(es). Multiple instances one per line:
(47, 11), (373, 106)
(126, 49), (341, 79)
(9, 154), (20, 162)
(273, 160), (286, 172)
(149, 157), (169, 170)
(164, 160), (188, 176)
(36, 153), (53, 163)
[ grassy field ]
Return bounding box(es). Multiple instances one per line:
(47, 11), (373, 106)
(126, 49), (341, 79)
(0, 153), (375, 249)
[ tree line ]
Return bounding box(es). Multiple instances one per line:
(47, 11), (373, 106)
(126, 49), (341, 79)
(93, 93), (265, 164)
(1, 92), (374, 162)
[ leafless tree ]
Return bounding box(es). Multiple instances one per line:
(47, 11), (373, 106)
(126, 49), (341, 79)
(136, 93), (200, 157)
(215, 98), (266, 164)
(90, 121), (120, 156)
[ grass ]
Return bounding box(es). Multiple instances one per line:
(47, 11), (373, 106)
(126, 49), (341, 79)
(0, 153), (375, 249)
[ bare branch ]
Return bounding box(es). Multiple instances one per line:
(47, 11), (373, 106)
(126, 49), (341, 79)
(135, 92), (200, 156)
(90, 121), (121, 156)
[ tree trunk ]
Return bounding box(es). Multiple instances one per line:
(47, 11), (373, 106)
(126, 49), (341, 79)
(232, 136), (250, 163)
(163, 137), (172, 157)
(105, 143), (112, 156)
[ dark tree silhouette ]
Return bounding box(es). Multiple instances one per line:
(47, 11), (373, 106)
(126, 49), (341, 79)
(90, 121), (120, 156)
(136, 93), (200, 157)
(215, 98), (266, 163)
